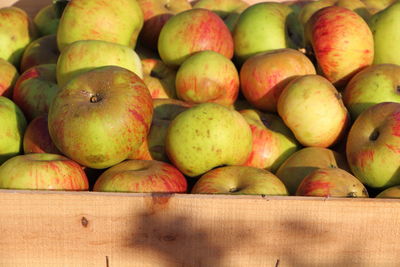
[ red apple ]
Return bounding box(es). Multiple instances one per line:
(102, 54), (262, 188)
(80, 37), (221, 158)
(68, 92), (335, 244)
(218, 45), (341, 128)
(13, 64), (59, 121)
(0, 153), (88, 190)
(48, 66), (153, 169)
(23, 115), (60, 154)
(158, 8), (234, 67)
(93, 159), (187, 193)
(296, 168), (368, 198)
(191, 165), (288, 195)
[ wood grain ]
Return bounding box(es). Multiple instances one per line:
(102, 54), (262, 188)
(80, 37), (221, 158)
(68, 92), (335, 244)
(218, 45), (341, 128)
(1, 190), (400, 266)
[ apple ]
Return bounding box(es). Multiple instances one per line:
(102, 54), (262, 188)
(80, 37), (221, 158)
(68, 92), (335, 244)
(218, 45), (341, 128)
(233, 2), (296, 63)
(299, 0), (336, 25)
(57, 0), (144, 51)
(20, 34), (60, 73)
(0, 153), (88, 190)
(0, 96), (27, 165)
(93, 159), (187, 193)
(56, 40), (143, 87)
(305, 6), (374, 88)
(343, 64), (400, 120)
(33, 4), (60, 36)
(175, 50), (239, 106)
(336, 0), (371, 21)
(0, 7), (37, 66)
(48, 66), (153, 169)
(239, 109), (299, 173)
(137, 0), (192, 50)
(277, 74), (349, 147)
(158, 8), (234, 67)
(363, 0), (398, 14)
(166, 102), (252, 177)
(0, 58), (19, 98)
(376, 186), (400, 199)
(240, 48), (316, 112)
(191, 165), (288, 195)
(346, 102), (400, 188)
(368, 1), (400, 65)
(141, 58), (177, 99)
(276, 147), (351, 195)
(23, 115), (61, 154)
(13, 64), (59, 121)
(296, 168), (369, 198)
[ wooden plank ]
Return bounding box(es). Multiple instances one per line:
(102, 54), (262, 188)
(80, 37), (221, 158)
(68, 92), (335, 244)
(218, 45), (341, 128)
(1, 190), (400, 266)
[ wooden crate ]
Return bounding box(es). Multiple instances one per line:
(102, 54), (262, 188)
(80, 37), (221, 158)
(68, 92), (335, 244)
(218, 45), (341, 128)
(1, 0), (400, 266)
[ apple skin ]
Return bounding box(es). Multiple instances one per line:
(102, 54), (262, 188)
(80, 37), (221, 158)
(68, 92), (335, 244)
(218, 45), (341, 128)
(33, 4), (60, 36)
(299, 0), (336, 25)
(305, 6), (374, 88)
(0, 7), (37, 66)
(158, 8), (234, 67)
(0, 96), (27, 165)
(240, 109), (299, 173)
(240, 48), (316, 112)
(56, 40), (143, 88)
(296, 168), (368, 198)
(48, 66), (153, 169)
(368, 2), (400, 65)
(20, 34), (60, 73)
(277, 74), (349, 148)
(233, 2), (297, 63)
(175, 50), (239, 106)
(191, 165), (288, 195)
(141, 58), (177, 99)
(343, 64), (400, 120)
(13, 64), (59, 121)
(0, 153), (88, 190)
(376, 186), (400, 199)
(166, 102), (252, 177)
(93, 159), (187, 193)
(23, 115), (61, 154)
(57, 0), (143, 51)
(137, 0), (192, 50)
(276, 147), (351, 195)
(0, 59), (19, 98)
(346, 102), (400, 189)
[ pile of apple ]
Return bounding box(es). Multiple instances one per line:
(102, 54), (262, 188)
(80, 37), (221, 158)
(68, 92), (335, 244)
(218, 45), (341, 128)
(0, 0), (399, 198)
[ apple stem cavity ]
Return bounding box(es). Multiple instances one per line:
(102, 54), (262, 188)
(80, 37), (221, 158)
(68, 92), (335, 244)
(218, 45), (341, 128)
(90, 94), (102, 103)
(369, 129), (380, 141)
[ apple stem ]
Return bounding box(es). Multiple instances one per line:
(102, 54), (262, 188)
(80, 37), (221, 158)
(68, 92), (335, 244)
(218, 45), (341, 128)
(90, 94), (102, 103)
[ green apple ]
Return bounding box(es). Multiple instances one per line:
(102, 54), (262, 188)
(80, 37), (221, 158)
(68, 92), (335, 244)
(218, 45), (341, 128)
(336, 0), (371, 21)
(0, 153), (88, 190)
(48, 66), (153, 169)
(166, 102), (252, 177)
(141, 58), (177, 99)
(299, 0), (336, 25)
(0, 58), (19, 98)
(13, 64), (59, 121)
(296, 168), (368, 198)
(175, 50), (239, 106)
(239, 109), (299, 173)
(343, 64), (400, 120)
(137, 0), (192, 50)
(0, 7), (37, 66)
(33, 4), (60, 36)
(346, 102), (400, 188)
(23, 115), (61, 154)
(57, 0), (143, 51)
(191, 165), (288, 195)
(93, 159), (187, 193)
(56, 40), (143, 87)
(233, 2), (297, 63)
(20, 34), (60, 72)
(158, 8), (234, 67)
(276, 147), (350, 195)
(306, 6), (374, 88)
(0, 96), (27, 164)
(376, 185), (400, 198)
(240, 48), (316, 112)
(277, 74), (349, 147)
(362, 0), (398, 14)
(368, 1), (400, 65)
